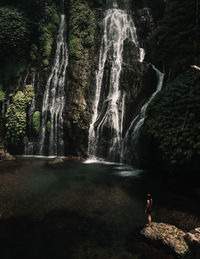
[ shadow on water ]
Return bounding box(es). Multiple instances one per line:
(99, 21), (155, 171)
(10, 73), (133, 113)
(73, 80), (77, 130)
(0, 210), (119, 259)
(0, 160), (199, 258)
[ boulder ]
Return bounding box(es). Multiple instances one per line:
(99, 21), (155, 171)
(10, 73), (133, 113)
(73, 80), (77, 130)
(2, 152), (16, 161)
(48, 156), (64, 165)
(140, 222), (189, 257)
(184, 227), (200, 258)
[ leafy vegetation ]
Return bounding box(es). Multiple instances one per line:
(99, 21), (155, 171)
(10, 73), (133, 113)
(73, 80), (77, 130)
(0, 7), (29, 85)
(141, 70), (200, 171)
(38, 4), (59, 61)
(47, 121), (51, 132)
(33, 111), (41, 134)
(0, 0), (59, 86)
(69, 0), (96, 59)
(0, 90), (5, 102)
(148, 0), (199, 77)
(0, 7), (29, 57)
(139, 0), (200, 172)
(5, 85), (34, 145)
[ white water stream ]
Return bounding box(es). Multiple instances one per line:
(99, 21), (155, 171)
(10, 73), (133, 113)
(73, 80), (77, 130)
(88, 3), (144, 161)
(39, 14), (68, 156)
(121, 65), (164, 163)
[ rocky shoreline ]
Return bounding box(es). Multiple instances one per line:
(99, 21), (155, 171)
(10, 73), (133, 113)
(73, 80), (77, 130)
(140, 222), (200, 258)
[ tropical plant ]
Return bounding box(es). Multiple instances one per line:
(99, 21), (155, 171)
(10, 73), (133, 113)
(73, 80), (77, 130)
(140, 70), (200, 170)
(33, 111), (41, 134)
(5, 85), (34, 145)
(69, 0), (96, 59)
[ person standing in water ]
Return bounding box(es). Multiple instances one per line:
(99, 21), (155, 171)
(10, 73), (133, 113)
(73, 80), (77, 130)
(145, 193), (153, 226)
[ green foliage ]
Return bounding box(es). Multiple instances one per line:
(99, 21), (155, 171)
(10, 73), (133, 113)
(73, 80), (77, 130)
(141, 70), (200, 169)
(43, 59), (49, 66)
(69, 0), (96, 59)
(0, 57), (27, 87)
(32, 111), (41, 134)
(5, 85), (34, 145)
(0, 90), (5, 102)
(148, 0), (199, 76)
(47, 121), (51, 132)
(0, 6), (29, 85)
(0, 6), (29, 57)
(6, 92), (27, 144)
(0, 1), (59, 85)
(24, 85), (34, 104)
(39, 4), (59, 60)
(30, 44), (38, 61)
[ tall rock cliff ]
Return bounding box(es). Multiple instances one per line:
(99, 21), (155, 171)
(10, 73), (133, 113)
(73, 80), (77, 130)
(0, 0), (159, 160)
(2, 0), (198, 174)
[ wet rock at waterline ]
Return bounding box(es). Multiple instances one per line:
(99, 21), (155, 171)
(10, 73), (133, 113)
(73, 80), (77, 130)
(184, 227), (200, 257)
(140, 222), (189, 257)
(48, 156), (64, 165)
(1, 153), (16, 161)
(184, 227), (200, 245)
(47, 156), (84, 165)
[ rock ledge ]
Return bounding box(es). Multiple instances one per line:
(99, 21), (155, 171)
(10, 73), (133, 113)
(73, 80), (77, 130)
(140, 222), (189, 256)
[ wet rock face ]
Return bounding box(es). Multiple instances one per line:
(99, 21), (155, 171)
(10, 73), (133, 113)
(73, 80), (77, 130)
(184, 227), (200, 246)
(120, 39), (157, 135)
(48, 157), (64, 165)
(184, 228), (200, 258)
(140, 222), (189, 257)
(62, 8), (103, 157)
(1, 152), (16, 161)
(64, 51), (95, 156)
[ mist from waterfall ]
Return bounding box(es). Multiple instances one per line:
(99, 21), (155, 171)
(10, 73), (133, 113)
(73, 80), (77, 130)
(88, 0), (144, 161)
(38, 14), (68, 156)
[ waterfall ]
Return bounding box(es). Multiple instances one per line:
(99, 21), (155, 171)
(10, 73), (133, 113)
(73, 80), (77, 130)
(88, 2), (143, 161)
(29, 72), (36, 123)
(39, 13), (68, 156)
(24, 72), (37, 155)
(121, 65), (164, 164)
(23, 69), (29, 89)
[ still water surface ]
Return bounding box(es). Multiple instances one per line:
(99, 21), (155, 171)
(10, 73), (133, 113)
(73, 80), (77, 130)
(0, 159), (199, 258)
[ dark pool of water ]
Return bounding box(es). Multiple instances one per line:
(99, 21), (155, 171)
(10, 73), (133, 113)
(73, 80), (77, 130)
(0, 159), (199, 259)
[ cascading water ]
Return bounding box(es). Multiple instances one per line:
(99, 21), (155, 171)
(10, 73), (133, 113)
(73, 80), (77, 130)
(38, 11), (68, 156)
(24, 72), (38, 155)
(121, 65), (164, 164)
(88, 0), (144, 161)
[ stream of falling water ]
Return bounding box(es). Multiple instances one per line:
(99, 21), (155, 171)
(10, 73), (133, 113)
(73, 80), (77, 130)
(88, 2), (144, 161)
(38, 14), (68, 156)
(121, 65), (164, 163)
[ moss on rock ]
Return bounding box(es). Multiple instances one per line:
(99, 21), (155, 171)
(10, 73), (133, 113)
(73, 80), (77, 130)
(32, 111), (41, 134)
(69, 0), (96, 59)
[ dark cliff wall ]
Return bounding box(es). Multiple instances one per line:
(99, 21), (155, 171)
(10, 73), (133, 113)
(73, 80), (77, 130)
(64, 0), (103, 156)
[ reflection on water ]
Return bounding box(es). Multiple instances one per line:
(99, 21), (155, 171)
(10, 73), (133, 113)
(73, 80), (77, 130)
(114, 165), (144, 177)
(0, 159), (199, 259)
